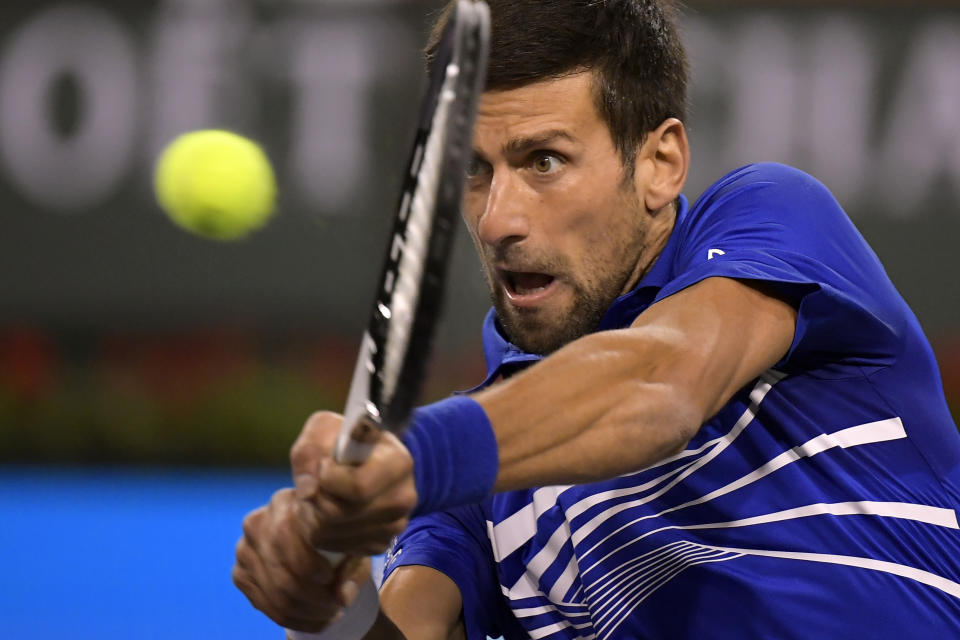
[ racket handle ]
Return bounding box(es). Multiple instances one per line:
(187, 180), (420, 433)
(318, 548), (344, 565)
(333, 417), (378, 465)
(320, 402), (380, 568)
(335, 330), (385, 465)
(322, 417), (375, 566)
(284, 577), (379, 640)
(323, 423), (370, 566)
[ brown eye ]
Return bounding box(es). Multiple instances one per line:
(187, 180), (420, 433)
(533, 154), (559, 174)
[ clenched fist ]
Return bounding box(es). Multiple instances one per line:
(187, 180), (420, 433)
(290, 411), (418, 555)
(232, 487), (370, 631)
(233, 411), (419, 631)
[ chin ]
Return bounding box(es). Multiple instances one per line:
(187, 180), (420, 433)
(490, 282), (606, 354)
(496, 307), (576, 355)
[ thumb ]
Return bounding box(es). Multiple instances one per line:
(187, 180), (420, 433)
(290, 411), (343, 499)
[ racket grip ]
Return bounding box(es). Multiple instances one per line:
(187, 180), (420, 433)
(334, 411), (380, 464)
(284, 577), (379, 640)
(316, 413), (377, 570)
(318, 548), (344, 565)
(322, 418), (373, 568)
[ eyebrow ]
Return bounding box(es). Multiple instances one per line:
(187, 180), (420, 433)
(501, 129), (576, 156)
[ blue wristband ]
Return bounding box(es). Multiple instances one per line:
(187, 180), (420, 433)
(402, 395), (499, 517)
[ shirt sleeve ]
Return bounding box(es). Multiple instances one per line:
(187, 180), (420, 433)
(381, 503), (509, 640)
(657, 162), (906, 373)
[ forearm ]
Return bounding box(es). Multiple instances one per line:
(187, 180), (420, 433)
(475, 327), (702, 491)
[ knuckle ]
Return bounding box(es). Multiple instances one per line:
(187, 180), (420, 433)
(290, 412), (330, 464)
(267, 511), (298, 548)
(302, 411), (338, 438)
(289, 441), (310, 469)
(234, 537), (249, 562)
(241, 508), (264, 539)
(231, 564), (251, 591)
(278, 502), (300, 531)
(234, 538), (259, 571)
(270, 487), (294, 507)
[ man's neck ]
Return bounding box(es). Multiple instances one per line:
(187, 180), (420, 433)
(619, 200), (679, 296)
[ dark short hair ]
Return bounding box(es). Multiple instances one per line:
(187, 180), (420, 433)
(426, 0), (689, 167)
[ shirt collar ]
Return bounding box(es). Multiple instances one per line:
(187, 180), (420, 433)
(475, 194), (689, 387)
(595, 194), (689, 330)
(477, 309), (542, 385)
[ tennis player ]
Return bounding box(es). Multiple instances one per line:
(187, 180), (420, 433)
(233, 1), (960, 638)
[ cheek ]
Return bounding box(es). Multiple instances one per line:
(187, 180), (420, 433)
(564, 206), (642, 277)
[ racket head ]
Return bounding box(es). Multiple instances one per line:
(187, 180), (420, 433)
(336, 0), (490, 463)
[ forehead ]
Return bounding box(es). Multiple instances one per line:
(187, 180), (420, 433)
(473, 72), (605, 147)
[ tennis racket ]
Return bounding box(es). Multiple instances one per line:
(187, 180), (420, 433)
(288, 5), (488, 636)
(286, 3), (488, 637)
(333, 0), (489, 465)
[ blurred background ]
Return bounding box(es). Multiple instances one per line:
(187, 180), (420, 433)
(0, 0), (957, 637)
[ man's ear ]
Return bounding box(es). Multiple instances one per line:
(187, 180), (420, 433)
(634, 118), (690, 213)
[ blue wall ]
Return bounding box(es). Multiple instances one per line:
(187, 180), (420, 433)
(0, 467), (298, 638)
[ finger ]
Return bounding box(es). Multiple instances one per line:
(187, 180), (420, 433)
(242, 492), (317, 579)
(237, 495), (342, 620)
(317, 432), (414, 505)
(309, 517), (409, 555)
(236, 531), (341, 626)
(270, 497), (337, 585)
(232, 562), (290, 626)
(234, 538), (294, 624)
(241, 504), (269, 554)
(235, 564), (335, 633)
(290, 411), (343, 498)
(310, 484), (416, 527)
(253, 489), (338, 586)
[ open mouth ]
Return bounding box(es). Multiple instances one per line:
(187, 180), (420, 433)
(501, 270), (556, 298)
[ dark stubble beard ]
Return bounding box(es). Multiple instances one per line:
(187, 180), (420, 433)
(485, 195), (649, 356)
(494, 279), (608, 356)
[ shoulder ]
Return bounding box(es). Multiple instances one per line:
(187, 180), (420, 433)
(695, 162), (838, 216)
(703, 162), (829, 197)
(676, 162), (850, 246)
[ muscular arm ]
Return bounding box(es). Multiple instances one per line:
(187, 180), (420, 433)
(477, 277), (797, 490)
(272, 277), (794, 637)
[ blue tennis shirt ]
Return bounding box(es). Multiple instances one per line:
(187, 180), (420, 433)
(383, 163), (960, 639)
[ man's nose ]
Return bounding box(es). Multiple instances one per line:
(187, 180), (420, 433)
(476, 170), (530, 248)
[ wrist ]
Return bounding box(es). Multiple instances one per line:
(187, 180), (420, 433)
(402, 395), (499, 516)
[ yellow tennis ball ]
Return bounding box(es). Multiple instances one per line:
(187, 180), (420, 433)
(154, 130), (277, 240)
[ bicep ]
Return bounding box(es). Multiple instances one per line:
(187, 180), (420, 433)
(379, 565), (465, 640)
(631, 276), (797, 419)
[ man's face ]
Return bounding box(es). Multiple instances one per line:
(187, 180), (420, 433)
(463, 72), (655, 355)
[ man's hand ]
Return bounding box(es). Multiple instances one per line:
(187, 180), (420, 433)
(232, 487), (370, 632)
(233, 411), (417, 632)
(290, 411), (418, 556)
